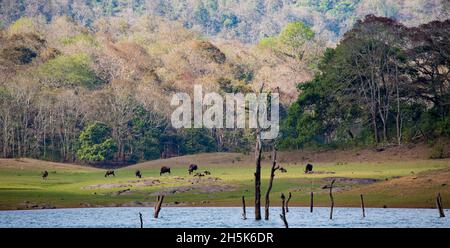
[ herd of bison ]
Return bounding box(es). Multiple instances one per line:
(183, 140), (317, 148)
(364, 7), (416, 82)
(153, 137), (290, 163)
(40, 163), (314, 180)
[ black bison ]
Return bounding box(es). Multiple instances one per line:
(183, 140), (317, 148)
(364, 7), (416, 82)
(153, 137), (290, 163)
(305, 163), (313, 174)
(42, 170), (48, 180)
(160, 166), (171, 176)
(279, 167), (287, 173)
(188, 164), (198, 175)
(135, 170), (142, 178)
(105, 170), (115, 177)
(204, 170), (211, 175)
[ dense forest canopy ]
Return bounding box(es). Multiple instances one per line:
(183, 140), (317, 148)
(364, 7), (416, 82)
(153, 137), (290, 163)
(279, 16), (449, 157)
(0, 0), (448, 43)
(0, 1), (448, 165)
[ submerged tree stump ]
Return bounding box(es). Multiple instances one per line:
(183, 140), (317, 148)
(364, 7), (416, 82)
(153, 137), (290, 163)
(360, 194), (366, 218)
(242, 196), (247, 220)
(139, 212), (143, 228)
(323, 179), (336, 220)
(436, 193), (445, 218)
(154, 195), (165, 218)
(280, 193), (289, 228)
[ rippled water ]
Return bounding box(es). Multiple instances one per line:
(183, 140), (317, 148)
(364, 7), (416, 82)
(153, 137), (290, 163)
(0, 207), (448, 228)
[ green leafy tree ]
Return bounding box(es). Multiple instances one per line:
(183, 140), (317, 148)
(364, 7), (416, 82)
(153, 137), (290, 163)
(185, 128), (217, 154)
(279, 21), (314, 58)
(77, 123), (117, 162)
(259, 21), (314, 60)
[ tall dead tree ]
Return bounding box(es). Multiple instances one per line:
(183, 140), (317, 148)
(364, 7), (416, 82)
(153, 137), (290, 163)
(154, 195), (164, 218)
(254, 83), (264, 220)
(264, 146), (280, 220)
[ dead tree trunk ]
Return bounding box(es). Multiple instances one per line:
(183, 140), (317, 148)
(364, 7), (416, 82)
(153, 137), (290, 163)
(264, 147), (279, 220)
(286, 192), (292, 213)
(310, 192), (314, 213)
(154, 195), (164, 218)
(360, 194), (366, 218)
(280, 193), (289, 228)
(254, 137), (262, 220)
(254, 83), (264, 221)
(242, 196), (247, 220)
(327, 179), (336, 220)
(139, 212), (143, 228)
(436, 193), (445, 218)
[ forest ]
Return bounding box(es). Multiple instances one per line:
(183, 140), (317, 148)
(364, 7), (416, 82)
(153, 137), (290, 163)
(0, 1), (449, 166)
(1, 0), (448, 43)
(280, 16), (449, 158)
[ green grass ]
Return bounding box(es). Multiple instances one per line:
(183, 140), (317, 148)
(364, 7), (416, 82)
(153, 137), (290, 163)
(0, 158), (449, 210)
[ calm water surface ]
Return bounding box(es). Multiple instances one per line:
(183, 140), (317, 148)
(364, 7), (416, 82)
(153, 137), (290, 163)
(0, 207), (448, 228)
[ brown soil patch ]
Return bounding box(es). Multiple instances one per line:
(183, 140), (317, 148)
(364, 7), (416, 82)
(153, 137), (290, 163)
(129, 144), (433, 169)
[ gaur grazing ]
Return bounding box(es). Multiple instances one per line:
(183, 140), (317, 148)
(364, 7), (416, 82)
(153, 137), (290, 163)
(160, 166), (171, 176)
(204, 170), (211, 175)
(42, 170), (49, 180)
(188, 164), (198, 175)
(105, 170), (115, 177)
(135, 170), (142, 179)
(305, 163), (313, 174)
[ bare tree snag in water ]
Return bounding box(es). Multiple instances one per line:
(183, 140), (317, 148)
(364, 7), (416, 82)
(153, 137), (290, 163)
(264, 146), (280, 220)
(254, 83), (264, 221)
(436, 193), (445, 218)
(139, 212), (143, 228)
(154, 195), (164, 218)
(242, 196), (247, 220)
(286, 192), (292, 213)
(329, 180), (335, 219)
(280, 193), (289, 228)
(254, 136), (262, 220)
(323, 179), (336, 220)
(360, 194), (366, 218)
(310, 192), (314, 213)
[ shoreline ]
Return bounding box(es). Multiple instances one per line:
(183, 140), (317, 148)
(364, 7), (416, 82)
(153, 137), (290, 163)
(0, 205), (445, 212)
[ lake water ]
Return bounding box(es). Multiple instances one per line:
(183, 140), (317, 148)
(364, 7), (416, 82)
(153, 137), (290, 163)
(0, 207), (448, 228)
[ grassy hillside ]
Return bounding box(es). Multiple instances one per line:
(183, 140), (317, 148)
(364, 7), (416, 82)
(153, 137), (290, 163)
(0, 146), (449, 210)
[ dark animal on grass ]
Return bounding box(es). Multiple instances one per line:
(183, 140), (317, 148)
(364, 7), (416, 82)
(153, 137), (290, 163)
(135, 170), (142, 178)
(280, 167), (287, 173)
(105, 170), (115, 177)
(188, 164), (198, 175)
(160, 166), (171, 176)
(204, 170), (211, 175)
(194, 173), (205, 177)
(42, 170), (48, 180)
(305, 163), (313, 174)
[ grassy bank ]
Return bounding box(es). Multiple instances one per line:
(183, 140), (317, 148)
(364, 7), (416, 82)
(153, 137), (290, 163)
(0, 147), (449, 210)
